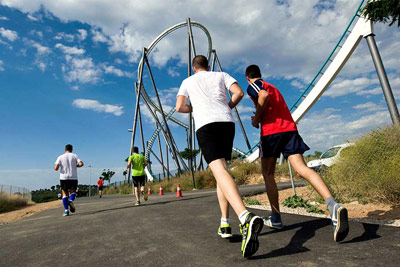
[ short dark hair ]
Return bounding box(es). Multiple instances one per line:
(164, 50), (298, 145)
(245, 65), (262, 79)
(65, 144), (73, 152)
(133, 146), (139, 153)
(192, 55), (208, 70)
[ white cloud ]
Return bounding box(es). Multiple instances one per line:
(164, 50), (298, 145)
(1, 0), (398, 83)
(325, 77), (379, 98)
(62, 55), (102, 84)
(71, 85), (79, 90)
(167, 67), (180, 77)
(72, 98), (124, 116)
(77, 29), (87, 41)
(54, 32), (75, 42)
(37, 61), (46, 72)
(55, 43), (85, 55)
(27, 14), (39, 21)
(29, 30), (43, 38)
(352, 102), (386, 113)
(114, 58), (123, 64)
(236, 105), (254, 113)
(103, 65), (134, 78)
(91, 28), (108, 43)
(0, 27), (18, 41)
(291, 80), (304, 89)
(0, 16), (9, 20)
(297, 107), (392, 152)
(0, 60), (4, 71)
(29, 40), (51, 55)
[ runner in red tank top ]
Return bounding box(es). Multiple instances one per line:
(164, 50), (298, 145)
(245, 64), (349, 242)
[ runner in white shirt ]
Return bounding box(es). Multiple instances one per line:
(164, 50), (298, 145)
(175, 55), (263, 258)
(54, 144), (84, 216)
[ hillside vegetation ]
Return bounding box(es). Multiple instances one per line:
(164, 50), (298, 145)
(321, 126), (400, 204)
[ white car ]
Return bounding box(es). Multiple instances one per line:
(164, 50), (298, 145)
(307, 143), (353, 172)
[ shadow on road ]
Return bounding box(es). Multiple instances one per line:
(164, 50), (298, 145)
(77, 195), (210, 216)
(341, 223), (381, 244)
(249, 218), (330, 260)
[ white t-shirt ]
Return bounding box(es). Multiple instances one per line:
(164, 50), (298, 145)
(177, 71), (236, 131)
(55, 152), (81, 180)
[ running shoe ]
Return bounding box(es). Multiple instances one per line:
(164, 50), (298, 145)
(63, 210), (69, 217)
(263, 216), (283, 229)
(68, 200), (76, 213)
(135, 200), (140, 206)
(218, 223), (233, 239)
(239, 212), (263, 258)
(331, 204), (349, 242)
(142, 191), (148, 201)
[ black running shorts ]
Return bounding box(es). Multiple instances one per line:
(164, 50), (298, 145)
(60, 179), (78, 192)
(132, 175), (146, 187)
(260, 131), (310, 159)
(196, 122), (235, 164)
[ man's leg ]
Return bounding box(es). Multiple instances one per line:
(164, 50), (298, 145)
(216, 182), (232, 238)
(288, 154), (349, 241)
(134, 186), (139, 201)
(208, 158), (263, 257)
(208, 159), (246, 217)
(288, 154), (331, 199)
(68, 188), (76, 213)
(141, 181), (148, 201)
(261, 157), (279, 213)
(261, 157), (283, 229)
(62, 189), (69, 216)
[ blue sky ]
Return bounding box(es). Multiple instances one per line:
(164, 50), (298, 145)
(0, 0), (399, 190)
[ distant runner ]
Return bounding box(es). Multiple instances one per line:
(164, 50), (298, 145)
(97, 177), (104, 198)
(127, 147), (148, 206)
(245, 64), (349, 242)
(54, 144), (84, 216)
(176, 55), (263, 258)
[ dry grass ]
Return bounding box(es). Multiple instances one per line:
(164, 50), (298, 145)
(319, 126), (400, 204)
(0, 195), (28, 213)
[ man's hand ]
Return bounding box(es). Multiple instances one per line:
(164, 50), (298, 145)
(251, 116), (259, 128)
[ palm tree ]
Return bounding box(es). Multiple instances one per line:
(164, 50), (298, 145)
(362, 0), (400, 27)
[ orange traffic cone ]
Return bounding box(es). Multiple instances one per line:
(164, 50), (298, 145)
(159, 185), (164, 195)
(148, 186), (152, 195)
(176, 184), (183, 198)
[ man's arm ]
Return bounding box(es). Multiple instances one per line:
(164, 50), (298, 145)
(127, 159), (131, 168)
(54, 164), (59, 171)
(228, 82), (244, 109)
(251, 90), (269, 128)
(175, 95), (192, 113)
(77, 161), (84, 168)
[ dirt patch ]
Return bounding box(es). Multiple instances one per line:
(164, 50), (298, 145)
(0, 200), (61, 224)
(249, 186), (400, 221)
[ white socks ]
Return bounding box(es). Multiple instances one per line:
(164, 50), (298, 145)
(238, 210), (249, 224)
(220, 217), (230, 225)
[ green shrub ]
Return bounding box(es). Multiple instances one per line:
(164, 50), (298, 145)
(323, 126), (400, 204)
(243, 197), (261, 205)
(283, 195), (324, 214)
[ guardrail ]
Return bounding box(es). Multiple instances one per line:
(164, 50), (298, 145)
(0, 184), (32, 202)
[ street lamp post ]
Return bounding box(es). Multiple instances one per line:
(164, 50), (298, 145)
(88, 165), (92, 197)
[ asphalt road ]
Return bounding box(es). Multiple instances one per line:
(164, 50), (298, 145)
(1, 184), (399, 267)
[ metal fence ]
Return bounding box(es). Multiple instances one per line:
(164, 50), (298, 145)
(0, 184), (32, 202)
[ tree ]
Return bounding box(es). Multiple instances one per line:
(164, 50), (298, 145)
(51, 185), (56, 191)
(179, 148), (200, 161)
(362, 0), (400, 27)
(100, 169), (116, 185)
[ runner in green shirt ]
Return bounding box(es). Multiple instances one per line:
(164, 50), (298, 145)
(127, 147), (148, 206)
